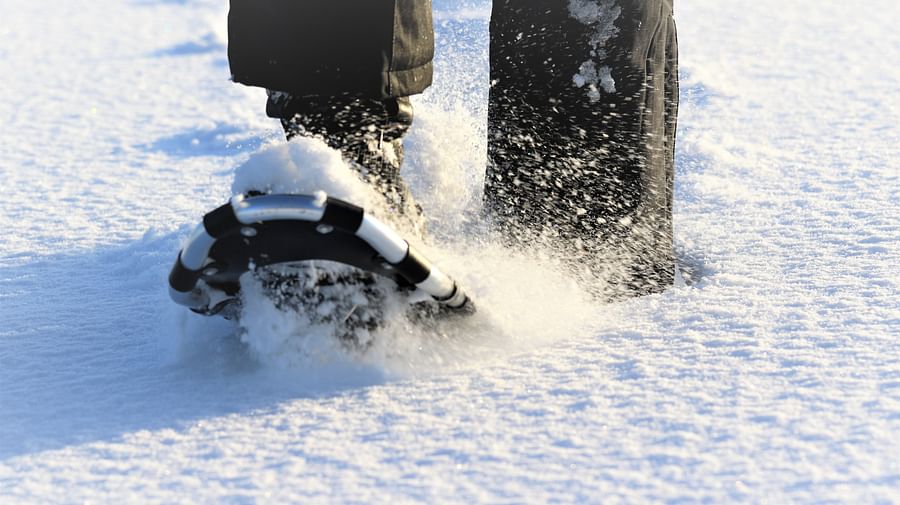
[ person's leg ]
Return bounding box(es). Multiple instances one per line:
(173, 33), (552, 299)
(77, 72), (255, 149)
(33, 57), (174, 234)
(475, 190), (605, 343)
(486, 0), (678, 298)
(227, 0), (434, 226)
(223, 1), (436, 336)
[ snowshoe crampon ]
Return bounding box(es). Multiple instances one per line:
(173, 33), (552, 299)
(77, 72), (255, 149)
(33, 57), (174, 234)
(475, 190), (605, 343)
(168, 193), (475, 325)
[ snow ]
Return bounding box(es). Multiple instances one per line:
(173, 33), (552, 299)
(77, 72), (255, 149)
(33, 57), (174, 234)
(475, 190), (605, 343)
(569, 0), (621, 98)
(2, 0), (899, 502)
(230, 138), (376, 206)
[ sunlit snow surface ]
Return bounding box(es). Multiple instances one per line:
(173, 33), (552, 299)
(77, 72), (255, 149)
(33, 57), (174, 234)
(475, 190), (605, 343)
(2, 0), (899, 502)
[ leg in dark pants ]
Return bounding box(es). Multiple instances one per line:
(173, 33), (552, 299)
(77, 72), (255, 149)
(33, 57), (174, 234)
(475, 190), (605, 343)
(486, 0), (679, 299)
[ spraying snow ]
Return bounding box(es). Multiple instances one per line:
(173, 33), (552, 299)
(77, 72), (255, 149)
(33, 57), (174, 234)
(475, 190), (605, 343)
(219, 134), (599, 373)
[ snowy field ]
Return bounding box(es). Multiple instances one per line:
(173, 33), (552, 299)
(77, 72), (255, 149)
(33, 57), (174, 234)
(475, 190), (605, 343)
(2, 0), (899, 502)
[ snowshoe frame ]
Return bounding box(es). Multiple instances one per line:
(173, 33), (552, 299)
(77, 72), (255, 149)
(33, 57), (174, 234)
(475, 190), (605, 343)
(168, 193), (472, 316)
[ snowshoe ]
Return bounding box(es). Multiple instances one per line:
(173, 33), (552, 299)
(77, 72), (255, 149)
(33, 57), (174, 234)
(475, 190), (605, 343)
(168, 192), (474, 337)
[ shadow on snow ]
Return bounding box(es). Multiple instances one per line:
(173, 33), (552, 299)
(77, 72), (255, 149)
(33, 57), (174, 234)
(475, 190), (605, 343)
(138, 124), (265, 158)
(150, 33), (224, 58)
(0, 232), (387, 461)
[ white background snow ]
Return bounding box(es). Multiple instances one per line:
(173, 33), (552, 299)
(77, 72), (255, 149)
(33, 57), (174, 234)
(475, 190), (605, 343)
(2, 0), (899, 502)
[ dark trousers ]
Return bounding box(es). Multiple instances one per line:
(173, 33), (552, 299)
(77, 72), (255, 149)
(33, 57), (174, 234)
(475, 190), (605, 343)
(486, 0), (678, 298)
(272, 0), (679, 298)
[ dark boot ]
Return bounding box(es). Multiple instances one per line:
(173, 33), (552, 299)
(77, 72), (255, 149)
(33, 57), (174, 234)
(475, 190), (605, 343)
(267, 92), (422, 230)
(486, 0), (679, 299)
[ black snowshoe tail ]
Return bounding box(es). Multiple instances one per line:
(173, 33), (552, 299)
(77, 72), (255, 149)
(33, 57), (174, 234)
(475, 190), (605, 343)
(168, 193), (474, 317)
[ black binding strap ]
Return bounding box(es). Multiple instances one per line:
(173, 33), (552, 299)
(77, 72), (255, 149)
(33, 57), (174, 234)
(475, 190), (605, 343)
(169, 253), (203, 293)
(394, 246), (431, 285)
(203, 202), (241, 239)
(321, 197), (364, 232)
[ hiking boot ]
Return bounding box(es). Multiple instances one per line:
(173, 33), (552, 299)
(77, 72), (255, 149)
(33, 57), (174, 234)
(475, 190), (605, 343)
(267, 91), (424, 234)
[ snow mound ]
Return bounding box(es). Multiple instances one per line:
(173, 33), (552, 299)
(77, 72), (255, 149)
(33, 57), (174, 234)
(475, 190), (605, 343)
(231, 136), (382, 209)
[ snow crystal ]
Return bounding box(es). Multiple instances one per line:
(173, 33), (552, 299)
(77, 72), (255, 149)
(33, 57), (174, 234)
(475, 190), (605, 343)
(568, 0), (621, 101)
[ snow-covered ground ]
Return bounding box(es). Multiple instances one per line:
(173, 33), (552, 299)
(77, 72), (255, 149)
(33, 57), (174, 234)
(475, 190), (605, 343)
(2, 0), (899, 502)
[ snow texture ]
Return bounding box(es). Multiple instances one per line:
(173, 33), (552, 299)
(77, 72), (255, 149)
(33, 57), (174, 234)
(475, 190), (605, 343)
(2, 0), (900, 503)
